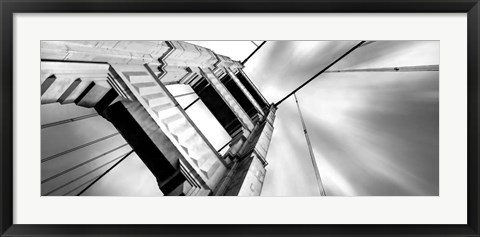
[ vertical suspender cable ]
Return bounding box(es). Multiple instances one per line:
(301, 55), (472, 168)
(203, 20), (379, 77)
(294, 94), (326, 196)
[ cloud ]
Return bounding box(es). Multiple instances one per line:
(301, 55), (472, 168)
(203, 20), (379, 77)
(255, 41), (439, 196)
(42, 41), (439, 196)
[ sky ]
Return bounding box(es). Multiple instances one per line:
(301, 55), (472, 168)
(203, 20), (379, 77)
(239, 41), (440, 196)
(41, 40), (439, 196)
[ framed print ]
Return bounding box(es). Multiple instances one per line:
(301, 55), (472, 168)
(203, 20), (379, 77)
(1, 0), (479, 236)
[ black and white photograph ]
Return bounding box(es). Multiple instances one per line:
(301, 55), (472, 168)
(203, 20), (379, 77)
(40, 40), (439, 197)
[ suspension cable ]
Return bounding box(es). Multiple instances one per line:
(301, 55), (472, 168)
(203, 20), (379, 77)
(62, 173), (102, 196)
(184, 68), (238, 110)
(326, 64), (439, 73)
(76, 150), (134, 196)
(42, 143), (129, 183)
(294, 94), (326, 196)
(41, 113), (99, 129)
(41, 132), (120, 163)
(275, 41), (366, 106)
(217, 139), (233, 153)
(174, 92), (196, 98)
(184, 98), (200, 110)
(44, 150), (132, 196)
(242, 41), (267, 65)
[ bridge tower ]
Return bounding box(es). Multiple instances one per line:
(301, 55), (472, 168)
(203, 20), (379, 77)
(41, 41), (276, 196)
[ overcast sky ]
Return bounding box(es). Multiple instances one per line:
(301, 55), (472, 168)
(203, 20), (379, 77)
(243, 41), (439, 196)
(41, 41), (439, 196)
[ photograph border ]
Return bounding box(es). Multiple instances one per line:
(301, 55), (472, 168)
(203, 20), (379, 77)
(1, 0), (479, 236)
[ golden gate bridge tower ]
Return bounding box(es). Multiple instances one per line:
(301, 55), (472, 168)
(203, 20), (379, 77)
(41, 41), (275, 196)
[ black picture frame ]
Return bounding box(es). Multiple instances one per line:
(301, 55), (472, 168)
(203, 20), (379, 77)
(1, 1), (479, 236)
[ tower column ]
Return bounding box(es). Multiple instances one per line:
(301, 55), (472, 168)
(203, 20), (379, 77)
(41, 40), (277, 197)
(217, 105), (276, 196)
(108, 64), (228, 194)
(224, 67), (265, 118)
(200, 67), (255, 132)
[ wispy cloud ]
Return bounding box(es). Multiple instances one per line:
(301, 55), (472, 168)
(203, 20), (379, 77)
(253, 41), (439, 196)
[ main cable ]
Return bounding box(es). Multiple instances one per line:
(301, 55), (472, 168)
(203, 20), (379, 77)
(275, 41), (366, 106)
(76, 150), (134, 196)
(242, 41), (267, 65)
